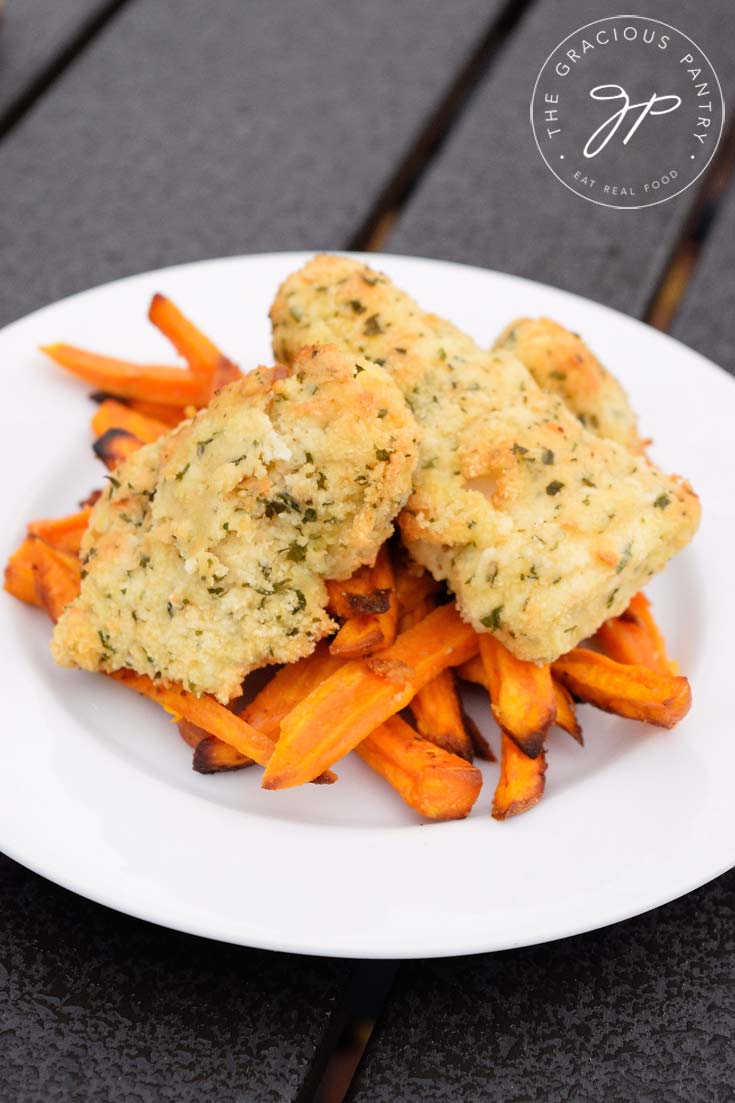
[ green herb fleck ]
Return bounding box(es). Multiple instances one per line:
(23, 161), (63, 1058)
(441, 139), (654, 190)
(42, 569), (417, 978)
(542, 449), (555, 465)
(654, 493), (671, 510)
(175, 464), (190, 481)
(546, 480), (564, 496)
(481, 605), (504, 630)
(363, 314), (383, 336)
(616, 542), (633, 575)
(286, 542), (306, 562)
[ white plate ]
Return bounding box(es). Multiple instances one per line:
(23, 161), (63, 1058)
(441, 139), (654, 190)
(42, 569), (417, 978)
(1, 252), (733, 959)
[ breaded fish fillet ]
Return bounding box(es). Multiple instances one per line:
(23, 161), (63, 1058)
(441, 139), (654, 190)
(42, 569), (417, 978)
(52, 345), (419, 701)
(494, 317), (641, 451)
(271, 255), (699, 664)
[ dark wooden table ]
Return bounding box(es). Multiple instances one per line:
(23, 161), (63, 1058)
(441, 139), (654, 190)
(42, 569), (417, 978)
(2, 2), (734, 1100)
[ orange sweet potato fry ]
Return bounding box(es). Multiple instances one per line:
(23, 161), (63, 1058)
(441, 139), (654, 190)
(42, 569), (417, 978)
(356, 715), (482, 820)
(410, 667), (474, 761)
(595, 592), (677, 675)
(127, 399), (190, 427)
(553, 678), (583, 744)
(148, 293), (241, 392)
(42, 343), (209, 406)
(492, 732), (547, 820)
(459, 655), (580, 747)
(179, 717), (254, 775)
(93, 428), (144, 469)
(552, 648), (691, 728)
(263, 603), (479, 789)
(30, 539), (81, 622)
(27, 508), (92, 555)
(396, 573), (473, 760)
(92, 399), (169, 444)
(461, 711), (496, 761)
(4, 537), (42, 606)
(178, 718), (209, 750)
(111, 670), (277, 766)
(456, 654), (486, 687)
(329, 545), (398, 658)
(394, 559), (440, 617)
(192, 736), (254, 774)
(478, 635), (556, 759)
(241, 643), (344, 736)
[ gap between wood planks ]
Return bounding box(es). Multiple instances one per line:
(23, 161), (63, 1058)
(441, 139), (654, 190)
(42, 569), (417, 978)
(0, 0), (132, 144)
(645, 121), (735, 331)
(348, 0), (535, 254)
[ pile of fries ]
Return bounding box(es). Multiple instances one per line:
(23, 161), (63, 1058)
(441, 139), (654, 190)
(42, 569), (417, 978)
(3, 297), (692, 822)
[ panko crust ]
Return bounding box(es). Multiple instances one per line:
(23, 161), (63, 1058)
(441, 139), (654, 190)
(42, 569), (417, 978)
(494, 317), (642, 452)
(52, 345), (419, 701)
(271, 255), (700, 663)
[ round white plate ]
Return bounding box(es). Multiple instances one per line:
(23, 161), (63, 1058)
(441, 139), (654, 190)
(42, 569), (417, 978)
(1, 252), (733, 959)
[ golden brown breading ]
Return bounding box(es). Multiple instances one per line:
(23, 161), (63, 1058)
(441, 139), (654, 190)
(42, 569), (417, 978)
(52, 345), (419, 701)
(494, 317), (641, 451)
(271, 255), (699, 663)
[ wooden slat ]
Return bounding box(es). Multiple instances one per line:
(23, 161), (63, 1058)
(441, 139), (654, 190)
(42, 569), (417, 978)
(0, 856), (350, 1102)
(670, 180), (735, 374)
(349, 869), (735, 1102)
(0, 0), (501, 327)
(387, 0), (735, 317)
(0, 0), (116, 121)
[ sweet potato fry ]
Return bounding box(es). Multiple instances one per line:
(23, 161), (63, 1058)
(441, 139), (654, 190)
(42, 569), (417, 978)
(552, 648), (691, 728)
(396, 570), (474, 759)
(148, 293), (241, 392)
(459, 655), (580, 746)
(410, 668), (474, 761)
(27, 508), (92, 555)
(241, 643), (344, 736)
(262, 603), (479, 789)
(4, 538), (42, 606)
(329, 545), (398, 657)
(42, 343), (209, 406)
(478, 635), (556, 759)
(128, 399), (190, 427)
(456, 654), (486, 687)
(552, 678), (583, 744)
(193, 736), (254, 774)
(91, 399), (169, 444)
(356, 715), (482, 820)
(93, 427), (144, 469)
(111, 669), (277, 766)
(595, 592), (677, 675)
(492, 732), (547, 820)
(79, 488), (103, 508)
(178, 718), (209, 749)
(30, 539), (81, 622)
(394, 558), (440, 617)
(461, 710), (496, 761)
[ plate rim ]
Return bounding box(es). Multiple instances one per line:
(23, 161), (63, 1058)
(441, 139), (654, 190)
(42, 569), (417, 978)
(1, 249), (733, 959)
